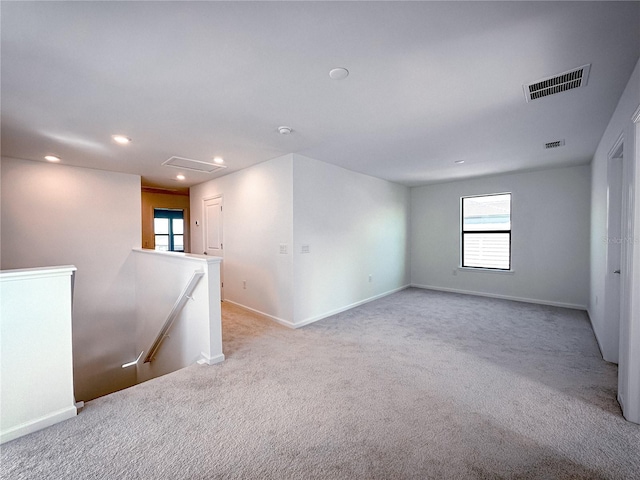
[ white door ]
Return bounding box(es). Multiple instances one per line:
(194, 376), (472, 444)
(609, 135), (640, 424)
(606, 155), (623, 363)
(204, 196), (223, 299)
(613, 136), (639, 423)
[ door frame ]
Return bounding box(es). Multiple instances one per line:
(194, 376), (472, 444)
(605, 136), (624, 364)
(614, 104), (640, 424)
(621, 106), (640, 423)
(203, 194), (224, 300)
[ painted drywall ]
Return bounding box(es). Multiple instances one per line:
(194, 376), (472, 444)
(1, 266), (77, 444)
(411, 165), (591, 309)
(590, 57), (640, 421)
(190, 154), (294, 323)
(141, 189), (190, 252)
(0, 157), (141, 401)
(190, 153), (410, 327)
(292, 154), (410, 325)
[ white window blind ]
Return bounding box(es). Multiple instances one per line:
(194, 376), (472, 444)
(461, 194), (511, 270)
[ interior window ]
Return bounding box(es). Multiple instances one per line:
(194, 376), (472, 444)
(461, 193), (511, 270)
(154, 209), (184, 252)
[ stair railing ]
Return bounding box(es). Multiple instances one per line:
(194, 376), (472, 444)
(143, 269), (205, 363)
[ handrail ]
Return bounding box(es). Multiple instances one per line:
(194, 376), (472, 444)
(122, 351), (144, 369)
(143, 269), (205, 363)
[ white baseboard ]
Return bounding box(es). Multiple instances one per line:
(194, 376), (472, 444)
(292, 285), (411, 328)
(411, 284), (587, 311)
(225, 285), (411, 329)
(585, 309), (610, 362)
(198, 352), (225, 365)
(1, 405), (77, 445)
(223, 300), (296, 328)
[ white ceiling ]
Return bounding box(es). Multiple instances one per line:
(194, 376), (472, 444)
(2, 1), (639, 189)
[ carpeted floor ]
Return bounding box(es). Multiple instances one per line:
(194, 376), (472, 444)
(2, 288), (639, 479)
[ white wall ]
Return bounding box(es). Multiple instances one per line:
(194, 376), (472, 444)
(292, 154), (410, 325)
(1, 266), (77, 444)
(590, 58), (640, 421)
(0, 157), (141, 401)
(190, 154), (294, 323)
(411, 165), (591, 309)
(190, 153), (411, 327)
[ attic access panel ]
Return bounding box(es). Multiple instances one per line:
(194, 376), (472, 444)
(162, 156), (227, 173)
(524, 64), (591, 102)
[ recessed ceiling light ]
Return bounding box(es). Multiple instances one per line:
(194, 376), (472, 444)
(329, 67), (349, 80)
(45, 155), (61, 162)
(112, 135), (131, 145)
(454, 160), (465, 164)
(278, 126), (292, 135)
(213, 157), (224, 164)
(176, 174), (186, 181)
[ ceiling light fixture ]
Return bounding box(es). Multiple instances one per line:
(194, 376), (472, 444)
(278, 126), (292, 135)
(455, 160), (465, 164)
(329, 67), (349, 80)
(176, 174), (186, 181)
(213, 157), (224, 164)
(112, 135), (131, 145)
(45, 155), (61, 162)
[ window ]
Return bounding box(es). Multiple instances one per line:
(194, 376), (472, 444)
(154, 209), (184, 252)
(461, 193), (511, 270)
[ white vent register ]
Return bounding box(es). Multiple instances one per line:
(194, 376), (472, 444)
(545, 139), (565, 149)
(524, 64), (591, 102)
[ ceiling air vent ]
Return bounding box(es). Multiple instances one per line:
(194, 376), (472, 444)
(524, 64), (591, 102)
(545, 139), (565, 149)
(162, 156), (227, 173)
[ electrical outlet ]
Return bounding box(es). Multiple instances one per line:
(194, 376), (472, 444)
(279, 244), (288, 254)
(301, 245), (310, 254)
(452, 269), (458, 276)
(368, 274), (373, 283)
(242, 280), (246, 289)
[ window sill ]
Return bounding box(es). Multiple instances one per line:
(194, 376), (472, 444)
(458, 267), (514, 275)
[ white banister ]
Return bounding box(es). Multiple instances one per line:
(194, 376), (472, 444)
(144, 270), (204, 363)
(133, 248), (224, 385)
(1, 265), (78, 444)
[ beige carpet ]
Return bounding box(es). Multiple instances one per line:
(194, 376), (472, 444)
(2, 288), (639, 479)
